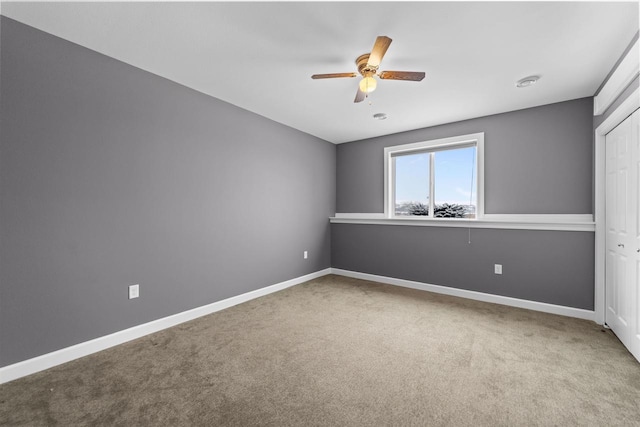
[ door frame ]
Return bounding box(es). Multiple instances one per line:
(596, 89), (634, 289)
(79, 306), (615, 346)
(594, 86), (639, 325)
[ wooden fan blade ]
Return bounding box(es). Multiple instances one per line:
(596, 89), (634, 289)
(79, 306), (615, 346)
(354, 88), (366, 103)
(367, 36), (392, 68)
(379, 71), (426, 81)
(311, 73), (358, 79)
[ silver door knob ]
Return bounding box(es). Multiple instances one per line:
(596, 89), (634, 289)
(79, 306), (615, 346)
(617, 243), (625, 248)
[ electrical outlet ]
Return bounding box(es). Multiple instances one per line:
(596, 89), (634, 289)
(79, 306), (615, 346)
(494, 264), (503, 275)
(128, 284), (139, 299)
(303, 251), (308, 259)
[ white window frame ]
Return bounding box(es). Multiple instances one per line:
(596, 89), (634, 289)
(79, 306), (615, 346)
(384, 132), (485, 219)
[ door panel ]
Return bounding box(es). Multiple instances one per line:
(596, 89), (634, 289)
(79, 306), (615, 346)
(605, 109), (638, 363)
(618, 169), (628, 234)
(618, 254), (629, 327)
(606, 249), (617, 321)
(606, 119), (628, 336)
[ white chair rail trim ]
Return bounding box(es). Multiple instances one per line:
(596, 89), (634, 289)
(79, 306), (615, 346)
(331, 213), (595, 232)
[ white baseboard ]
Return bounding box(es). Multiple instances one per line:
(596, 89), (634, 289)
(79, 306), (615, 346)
(331, 268), (595, 322)
(0, 268), (332, 385)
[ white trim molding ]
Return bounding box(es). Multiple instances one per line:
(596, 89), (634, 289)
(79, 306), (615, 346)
(482, 214), (593, 223)
(331, 268), (595, 321)
(594, 86), (640, 325)
(330, 213), (595, 232)
(594, 38), (639, 116)
(0, 268), (332, 385)
(334, 212), (386, 219)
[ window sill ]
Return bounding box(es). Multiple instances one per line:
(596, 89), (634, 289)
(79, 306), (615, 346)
(330, 213), (595, 232)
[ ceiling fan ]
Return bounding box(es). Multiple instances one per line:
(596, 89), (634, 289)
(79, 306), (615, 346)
(311, 36), (425, 103)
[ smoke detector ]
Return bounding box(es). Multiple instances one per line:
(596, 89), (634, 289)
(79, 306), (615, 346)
(516, 76), (539, 88)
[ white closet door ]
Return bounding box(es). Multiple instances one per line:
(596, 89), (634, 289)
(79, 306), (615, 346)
(630, 110), (640, 361)
(605, 109), (639, 363)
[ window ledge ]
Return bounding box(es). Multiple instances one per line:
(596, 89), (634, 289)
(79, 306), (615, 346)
(330, 213), (595, 232)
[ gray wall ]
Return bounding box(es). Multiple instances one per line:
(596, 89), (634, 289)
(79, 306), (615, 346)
(337, 98), (593, 214)
(0, 17), (336, 367)
(332, 225), (594, 310)
(333, 98), (594, 309)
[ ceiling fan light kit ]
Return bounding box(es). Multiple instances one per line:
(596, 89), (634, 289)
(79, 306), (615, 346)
(359, 74), (377, 93)
(311, 36), (426, 103)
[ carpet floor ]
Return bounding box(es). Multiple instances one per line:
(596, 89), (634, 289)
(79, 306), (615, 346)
(1, 274), (639, 426)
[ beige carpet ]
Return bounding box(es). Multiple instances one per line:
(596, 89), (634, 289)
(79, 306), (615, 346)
(1, 274), (639, 426)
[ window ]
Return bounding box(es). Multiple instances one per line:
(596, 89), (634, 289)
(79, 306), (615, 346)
(384, 133), (484, 219)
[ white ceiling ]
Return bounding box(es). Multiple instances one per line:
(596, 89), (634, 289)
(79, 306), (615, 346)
(2, 1), (638, 144)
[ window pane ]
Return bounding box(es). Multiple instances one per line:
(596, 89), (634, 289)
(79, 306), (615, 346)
(394, 153), (430, 216)
(434, 146), (476, 218)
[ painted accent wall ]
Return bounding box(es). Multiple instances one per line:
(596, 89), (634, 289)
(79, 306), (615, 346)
(333, 98), (595, 310)
(0, 18), (336, 367)
(332, 225), (594, 309)
(337, 98), (593, 214)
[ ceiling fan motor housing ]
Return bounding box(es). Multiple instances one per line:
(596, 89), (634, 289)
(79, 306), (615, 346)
(356, 53), (377, 76)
